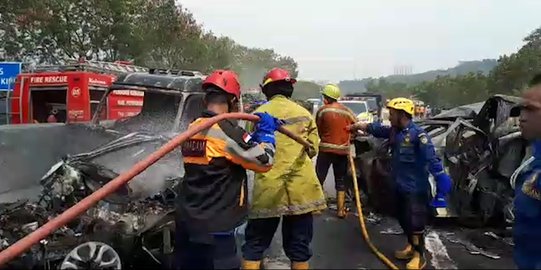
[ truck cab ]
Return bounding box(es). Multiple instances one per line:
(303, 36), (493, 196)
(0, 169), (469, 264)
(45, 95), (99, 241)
(338, 100), (374, 123)
(9, 61), (148, 124)
(341, 93), (383, 123)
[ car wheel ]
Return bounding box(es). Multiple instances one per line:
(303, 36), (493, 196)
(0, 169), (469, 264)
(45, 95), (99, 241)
(60, 241), (122, 270)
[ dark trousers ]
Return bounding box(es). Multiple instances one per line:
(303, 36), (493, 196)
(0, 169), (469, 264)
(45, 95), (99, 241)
(175, 221), (240, 270)
(242, 213), (313, 262)
(316, 151), (348, 191)
(514, 236), (541, 269)
(395, 190), (429, 252)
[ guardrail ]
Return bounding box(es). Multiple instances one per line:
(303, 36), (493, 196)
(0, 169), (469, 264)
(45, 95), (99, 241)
(0, 94), (8, 125)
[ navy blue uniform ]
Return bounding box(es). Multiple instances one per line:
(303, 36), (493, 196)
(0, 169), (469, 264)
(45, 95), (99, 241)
(366, 121), (445, 237)
(513, 141), (541, 269)
(367, 121), (445, 194)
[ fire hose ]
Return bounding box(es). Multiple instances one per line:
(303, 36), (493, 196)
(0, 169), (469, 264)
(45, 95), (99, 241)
(0, 113), (310, 266)
(348, 149), (399, 270)
(0, 112), (397, 269)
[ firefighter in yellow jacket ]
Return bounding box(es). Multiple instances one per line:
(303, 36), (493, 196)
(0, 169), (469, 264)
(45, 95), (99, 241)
(241, 68), (327, 270)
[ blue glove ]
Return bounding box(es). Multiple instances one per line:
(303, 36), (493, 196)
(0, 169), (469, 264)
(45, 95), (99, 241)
(431, 194), (447, 208)
(251, 112), (282, 145)
(431, 173), (451, 208)
(435, 173), (452, 195)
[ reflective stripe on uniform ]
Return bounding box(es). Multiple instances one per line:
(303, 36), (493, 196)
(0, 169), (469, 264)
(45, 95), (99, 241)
(183, 119), (273, 173)
(317, 107), (356, 122)
(282, 116), (312, 125)
(319, 142), (350, 150)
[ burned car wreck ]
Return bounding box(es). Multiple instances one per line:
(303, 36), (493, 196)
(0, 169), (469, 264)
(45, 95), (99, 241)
(0, 70), (208, 269)
(350, 95), (527, 227)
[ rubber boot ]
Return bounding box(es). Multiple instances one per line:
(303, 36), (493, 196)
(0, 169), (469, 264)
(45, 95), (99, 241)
(395, 235), (414, 260)
(406, 235), (426, 270)
(337, 191), (347, 218)
(291, 261), (309, 270)
(242, 260), (261, 270)
(394, 244), (414, 260)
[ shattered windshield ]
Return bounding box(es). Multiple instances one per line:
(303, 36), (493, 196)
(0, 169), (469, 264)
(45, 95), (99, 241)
(109, 91), (182, 133)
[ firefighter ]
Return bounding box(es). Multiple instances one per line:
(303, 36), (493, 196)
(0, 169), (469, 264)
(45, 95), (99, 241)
(176, 70), (282, 270)
(347, 97), (451, 270)
(315, 84), (356, 218)
(241, 68), (327, 270)
(509, 75), (541, 269)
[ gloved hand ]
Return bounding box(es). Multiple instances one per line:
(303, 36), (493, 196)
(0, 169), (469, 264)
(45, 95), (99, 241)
(251, 112), (283, 145)
(431, 173), (452, 208)
(431, 194), (447, 208)
(346, 122), (368, 132)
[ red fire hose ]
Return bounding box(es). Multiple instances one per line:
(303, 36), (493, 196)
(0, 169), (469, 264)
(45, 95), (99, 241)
(0, 112), (311, 266)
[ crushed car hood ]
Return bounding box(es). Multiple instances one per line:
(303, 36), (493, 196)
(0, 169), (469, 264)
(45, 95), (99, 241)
(432, 102), (485, 120)
(42, 132), (184, 200)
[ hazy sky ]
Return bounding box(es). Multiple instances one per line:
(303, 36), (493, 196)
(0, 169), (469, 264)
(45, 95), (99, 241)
(180, 0), (541, 82)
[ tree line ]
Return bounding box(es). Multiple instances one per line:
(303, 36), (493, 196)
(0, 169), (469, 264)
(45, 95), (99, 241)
(362, 27), (541, 108)
(0, 0), (298, 88)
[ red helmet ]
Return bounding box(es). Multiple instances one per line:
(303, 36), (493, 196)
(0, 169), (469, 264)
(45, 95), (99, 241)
(261, 68), (297, 88)
(202, 70), (241, 99)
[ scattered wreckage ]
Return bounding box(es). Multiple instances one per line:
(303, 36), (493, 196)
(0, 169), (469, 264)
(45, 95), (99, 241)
(0, 70), (208, 269)
(350, 95), (526, 227)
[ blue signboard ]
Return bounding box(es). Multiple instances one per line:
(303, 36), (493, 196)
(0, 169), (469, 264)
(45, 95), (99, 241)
(0, 62), (22, 91)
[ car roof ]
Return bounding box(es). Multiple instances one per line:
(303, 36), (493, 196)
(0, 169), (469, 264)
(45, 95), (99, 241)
(339, 100), (368, 103)
(112, 72), (206, 94)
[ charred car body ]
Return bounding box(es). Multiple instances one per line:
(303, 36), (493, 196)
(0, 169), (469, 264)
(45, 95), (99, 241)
(350, 95), (527, 227)
(0, 70), (207, 269)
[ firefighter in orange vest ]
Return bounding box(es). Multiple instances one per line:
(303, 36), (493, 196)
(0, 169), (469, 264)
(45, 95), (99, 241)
(315, 84), (356, 218)
(176, 70), (282, 269)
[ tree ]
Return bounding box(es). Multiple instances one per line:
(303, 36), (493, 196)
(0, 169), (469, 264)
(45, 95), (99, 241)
(489, 27), (541, 95)
(361, 25), (541, 108)
(292, 81), (321, 100)
(0, 0), (299, 77)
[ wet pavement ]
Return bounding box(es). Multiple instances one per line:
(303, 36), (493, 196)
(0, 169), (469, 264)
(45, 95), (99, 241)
(247, 206), (516, 269)
(244, 168), (516, 269)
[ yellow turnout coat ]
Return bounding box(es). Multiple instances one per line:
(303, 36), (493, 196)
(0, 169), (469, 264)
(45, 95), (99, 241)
(250, 95), (327, 218)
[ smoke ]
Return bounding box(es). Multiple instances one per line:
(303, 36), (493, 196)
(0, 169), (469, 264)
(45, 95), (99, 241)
(0, 124), (112, 199)
(90, 139), (183, 199)
(236, 64), (269, 89)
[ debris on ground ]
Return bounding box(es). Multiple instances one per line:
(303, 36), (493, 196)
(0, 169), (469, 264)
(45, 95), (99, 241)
(379, 224), (403, 235)
(442, 231), (502, 260)
(425, 231), (458, 269)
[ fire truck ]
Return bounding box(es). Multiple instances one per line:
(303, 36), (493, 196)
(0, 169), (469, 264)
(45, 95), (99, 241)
(9, 60), (148, 124)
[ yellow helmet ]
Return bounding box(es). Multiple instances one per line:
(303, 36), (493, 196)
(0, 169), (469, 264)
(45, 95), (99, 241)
(321, 84), (341, 100)
(387, 97), (415, 115)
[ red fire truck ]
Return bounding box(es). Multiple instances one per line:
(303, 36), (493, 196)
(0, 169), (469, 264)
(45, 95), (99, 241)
(9, 61), (148, 124)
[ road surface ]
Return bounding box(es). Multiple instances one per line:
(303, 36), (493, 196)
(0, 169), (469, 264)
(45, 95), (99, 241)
(244, 170), (516, 269)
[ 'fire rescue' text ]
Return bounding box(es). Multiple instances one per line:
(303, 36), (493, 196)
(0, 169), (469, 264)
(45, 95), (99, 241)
(30, 76), (68, 84)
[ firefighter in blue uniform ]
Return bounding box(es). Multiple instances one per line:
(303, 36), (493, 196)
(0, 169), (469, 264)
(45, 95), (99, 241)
(510, 76), (541, 269)
(348, 97), (452, 270)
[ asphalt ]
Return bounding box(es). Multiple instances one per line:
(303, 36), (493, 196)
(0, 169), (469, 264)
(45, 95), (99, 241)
(242, 167), (517, 269)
